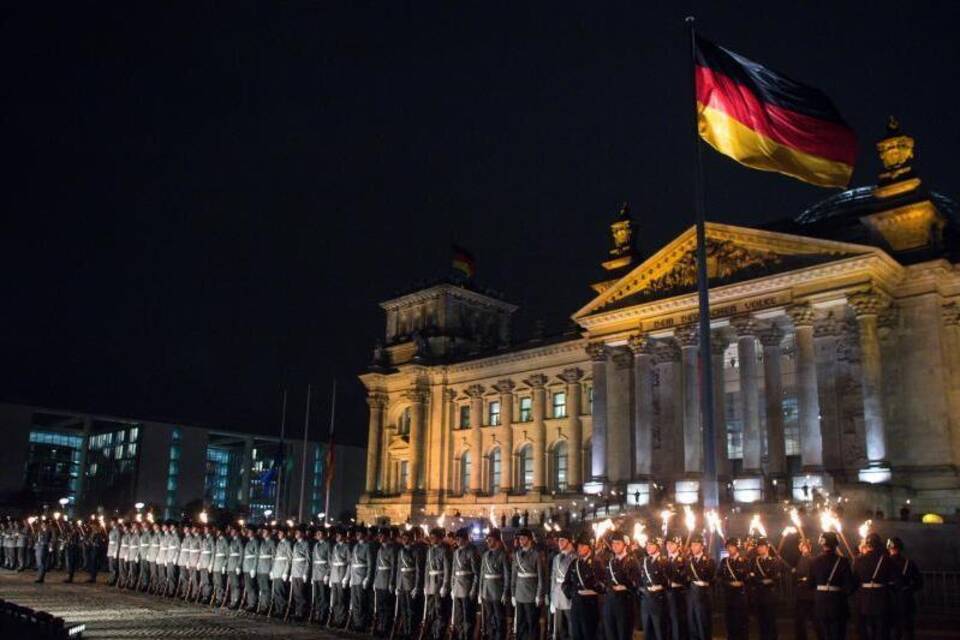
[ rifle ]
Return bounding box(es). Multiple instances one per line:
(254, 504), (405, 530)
(308, 578), (315, 623)
(372, 587), (379, 634)
(474, 598), (483, 640)
(283, 578), (295, 623)
(325, 578), (337, 626)
(388, 588), (401, 640)
(449, 596), (456, 639)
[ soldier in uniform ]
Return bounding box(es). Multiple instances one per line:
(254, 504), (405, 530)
(270, 527), (293, 617)
(328, 527), (352, 627)
(212, 526), (229, 605)
(637, 535), (669, 640)
(511, 528), (545, 640)
(450, 528), (479, 640)
(721, 537), (750, 640)
(422, 527), (451, 640)
(347, 526), (374, 630)
(241, 526), (260, 611)
(663, 534), (688, 640)
(373, 527), (397, 634)
(310, 527), (331, 623)
(479, 528), (510, 640)
(749, 537), (784, 640)
(85, 522), (105, 583)
(127, 523), (142, 589)
(793, 537), (816, 640)
(685, 533), (715, 640)
(811, 531), (855, 640)
(167, 524), (183, 597)
(33, 522), (51, 583)
(561, 532), (603, 640)
(854, 532), (893, 640)
(393, 528), (422, 639)
(256, 526), (276, 614)
(118, 523), (131, 587)
(198, 525), (216, 602)
(181, 525), (198, 599)
(225, 525), (243, 608)
(147, 523), (162, 591)
(106, 520), (120, 585)
(549, 530), (575, 640)
(886, 537), (921, 640)
(289, 527), (311, 621)
(62, 523), (81, 583)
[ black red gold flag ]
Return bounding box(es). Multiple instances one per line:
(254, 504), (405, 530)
(694, 35), (856, 187)
(452, 245), (476, 279)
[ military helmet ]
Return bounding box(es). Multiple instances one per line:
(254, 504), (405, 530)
(865, 532), (883, 550)
(819, 531), (839, 549)
(574, 532), (593, 548)
(430, 527), (445, 539)
(755, 536), (770, 548)
(555, 529), (572, 542)
(516, 528), (534, 539)
(455, 527), (470, 540)
(688, 533), (705, 545)
(666, 533), (684, 546)
(886, 537), (904, 551)
(485, 528), (502, 541)
(724, 537), (741, 549)
(645, 535), (664, 548)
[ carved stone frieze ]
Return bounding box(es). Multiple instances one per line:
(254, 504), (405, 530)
(674, 325), (699, 348)
(848, 290), (891, 318)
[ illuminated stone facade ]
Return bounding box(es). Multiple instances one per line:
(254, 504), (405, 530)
(358, 121), (960, 522)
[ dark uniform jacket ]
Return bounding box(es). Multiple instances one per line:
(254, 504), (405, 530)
(561, 553), (604, 599)
(853, 550), (893, 615)
(810, 551), (855, 620)
(749, 555), (784, 605)
(394, 543), (421, 593)
(479, 547), (510, 601)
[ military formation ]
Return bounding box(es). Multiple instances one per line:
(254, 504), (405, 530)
(1, 515), (925, 640)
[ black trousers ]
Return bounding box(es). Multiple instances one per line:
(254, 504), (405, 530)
(794, 597), (815, 640)
(271, 578), (289, 615)
(724, 590), (749, 640)
(64, 546), (80, 581)
(858, 613), (886, 640)
(481, 598), (506, 640)
(817, 617), (847, 640)
(515, 601), (539, 640)
(754, 597), (779, 640)
(291, 577), (308, 619)
(244, 572), (259, 609)
(569, 594), (599, 640)
(666, 587), (688, 640)
(107, 557), (118, 584)
(257, 573), (272, 611)
(374, 588), (394, 633)
(312, 580), (329, 621)
(349, 584), (369, 630)
(604, 590), (634, 640)
(890, 592), (916, 640)
(687, 587), (712, 640)
(330, 583), (348, 626)
(641, 591), (668, 640)
(453, 597), (476, 640)
(212, 571), (226, 603)
(227, 572), (241, 607)
(199, 569), (212, 601)
(552, 608), (572, 640)
(396, 591), (419, 638)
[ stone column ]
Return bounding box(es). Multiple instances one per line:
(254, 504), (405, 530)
(760, 326), (787, 478)
(364, 393), (386, 493)
(609, 349), (634, 483)
(526, 374), (548, 492)
(655, 340), (683, 475)
(710, 331), (731, 478)
(675, 325), (702, 474)
(848, 291), (891, 468)
(586, 342), (609, 482)
(494, 380), (515, 493)
(787, 304), (823, 469)
(558, 368), (584, 491)
(466, 384), (485, 494)
(731, 315), (762, 473)
(405, 389), (426, 492)
(628, 333), (655, 478)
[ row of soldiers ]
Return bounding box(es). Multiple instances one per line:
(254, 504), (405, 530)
(1, 518), (106, 583)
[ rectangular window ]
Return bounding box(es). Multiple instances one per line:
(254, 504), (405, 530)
(459, 405), (471, 429)
(488, 401), (501, 426)
(519, 397), (532, 422)
(399, 460), (409, 491)
(552, 392), (567, 418)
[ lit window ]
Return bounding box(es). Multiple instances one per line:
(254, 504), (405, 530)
(553, 442), (568, 491)
(489, 448), (501, 493)
(399, 460), (409, 491)
(488, 401), (501, 426)
(399, 407), (411, 435)
(519, 397), (532, 422)
(459, 405), (471, 429)
(460, 451), (472, 494)
(519, 444), (533, 491)
(552, 392), (567, 418)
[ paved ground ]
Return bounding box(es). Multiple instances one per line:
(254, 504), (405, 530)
(3, 569), (960, 639)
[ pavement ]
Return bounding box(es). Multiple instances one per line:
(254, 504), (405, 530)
(2, 569), (960, 639)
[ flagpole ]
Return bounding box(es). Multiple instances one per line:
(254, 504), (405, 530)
(298, 383), (312, 522)
(685, 16), (719, 512)
(275, 388), (288, 518)
(323, 379), (337, 525)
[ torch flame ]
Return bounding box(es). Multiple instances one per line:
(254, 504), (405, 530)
(781, 525), (798, 538)
(748, 514), (767, 538)
(591, 518), (615, 540)
(489, 507), (497, 528)
(199, 511), (208, 525)
(632, 521), (648, 546)
(683, 505), (696, 533)
(858, 520), (872, 541)
(660, 509), (673, 536)
(789, 508), (802, 530)
(437, 513), (446, 528)
(705, 510), (724, 538)
(146, 512), (155, 523)
(135, 513), (142, 523)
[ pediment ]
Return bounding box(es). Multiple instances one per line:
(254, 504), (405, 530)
(574, 222), (882, 320)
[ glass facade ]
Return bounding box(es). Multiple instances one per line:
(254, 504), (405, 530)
(489, 448), (501, 493)
(518, 397), (532, 422)
(488, 400), (501, 426)
(552, 392), (567, 418)
(249, 445), (280, 522)
(204, 447), (232, 509)
(459, 405), (470, 429)
(553, 441), (568, 491)
(164, 428), (181, 519)
(25, 430), (83, 506)
(519, 445), (533, 490)
(460, 451), (471, 494)
(83, 423), (141, 512)
(310, 443), (327, 518)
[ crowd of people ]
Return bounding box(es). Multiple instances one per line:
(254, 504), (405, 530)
(0, 514), (925, 640)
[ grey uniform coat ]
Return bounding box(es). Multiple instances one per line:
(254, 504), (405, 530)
(227, 536), (243, 574)
(329, 541), (351, 585)
(550, 550), (575, 610)
(199, 535), (215, 571)
(480, 548), (511, 601)
(242, 538), (259, 576)
(290, 539), (311, 580)
(348, 541), (374, 588)
(373, 542), (397, 590)
(451, 545), (480, 599)
(394, 544), (421, 593)
(213, 536), (229, 574)
(107, 528), (120, 559)
(311, 539), (331, 583)
(270, 539), (292, 581)
(257, 538), (275, 575)
(166, 533), (181, 566)
(423, 544), (451, 596)
(511, 547), (545, 603)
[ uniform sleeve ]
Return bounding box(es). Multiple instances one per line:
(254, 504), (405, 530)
(510, 554), (518, 598)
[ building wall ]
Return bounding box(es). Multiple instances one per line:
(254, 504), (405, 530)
(176, 426), (209, 512)
(0, 404), (33, 498)
(136, 421), (174, 509)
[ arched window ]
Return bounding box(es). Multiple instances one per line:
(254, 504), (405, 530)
(518, 444), (533, 491)
(489, 448), (501, 494)
(460, 451), (472, 494)
(398, 407), (411, 436)
(553, 441), (568, 492)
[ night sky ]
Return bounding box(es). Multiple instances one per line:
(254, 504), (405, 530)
(2, 3), (958, 446)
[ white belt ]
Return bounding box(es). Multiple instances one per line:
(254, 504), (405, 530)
(455, 571), (473, 576)
(352, 563), (368, 568)
(378, 566), (391, 571)
(818, 585), (842, 592)
(518, 573), (537, 578)
(670, 582), (684, 588)
(644, 585), (664, 592)
(429, 570), (443, 575)
(692, 580), (709, 587)
(259, 555), (273, 559)
(229, 553), (240, 557)
(333, 562), (347, 566)
(400, 568), (416, 573)
(215, 553), (226, 557)
(761, 579), (774, 585)
(862, 582), (884, 589)
(201, 551), (212, 555)
(293, 558), (307, 563)
(727, 581), (744, 588)
(484, 574), (502, 579)
(577, 589), (598, 596)
(555, 578), (564, 583)
(612, 585), (628, 592)
(316, 560), (328, 564)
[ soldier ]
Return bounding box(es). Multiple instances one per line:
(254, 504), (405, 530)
(854, 532), (893, 640)
(347, 526), (375, 630)
(479, 528), (510, 640)
(33, 522), (51, 583)
(793, 537), (816, 640)
(225, 525), (243, 608)
(198, 525), (216, 602)
(178, 525), (195, 598)
(886, 537), (921, 640)
(241, 526), (260, 611)
(373, 527), (397, 634)
(270, 527), (293, 617)
(256, 526), (276, 614)
(212, 526), (229, 605)
(422, 527), (452, 640)
(393, 528), (422, 639)
(166, 524), (183, 597)
(561, 532), (602, 640)
(450, 528), (479, 640)
(118, 523), (131, 587)
(721, 537), (750, 640)
(511, 528), (545, 640)
(810, 531), (854, 640)
(106, 520), (120, 585)
(549, 530), (575, 640)
(749, 537), (784, 640)
(637, 535), (669, 640)
(328, 527), (351, 627)
(685, 533), (715, 640)
(146, 523), (162, 591)
(62, 523), (82, 583)
(289, 527), (311, 621)
(127, 523), (141, 589)
(664, 534), (688, 640)
(311, 527), (331, 622)
(85, 522), (105, 583)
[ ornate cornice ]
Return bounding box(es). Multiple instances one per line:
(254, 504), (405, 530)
(585, 341), (608, 362)
(674, 325), (698, 348)
(730, 314), (758, 337)
(786, 303), (816, 327)
(758, 325), (784, 348)
(611, 349), (634, 370)
(366, 393), (389, 409)
(710, 330), (731, 355)
(655, 340), (681, 363)
(848, 289), (891, 318)
(465, 384), (486, 399)
(626, 332), (653, 355)
(524, 373), (549, 389)
(557, 367), (584, 384)
(493, 379), (516, 394)
(403, 388), (428, 404)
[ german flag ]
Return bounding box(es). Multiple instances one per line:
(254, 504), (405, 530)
(695, 36), (856, 188)
(452, 245), (476, 279)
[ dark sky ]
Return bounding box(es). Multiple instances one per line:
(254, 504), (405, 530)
(2, 3), (958, 446)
